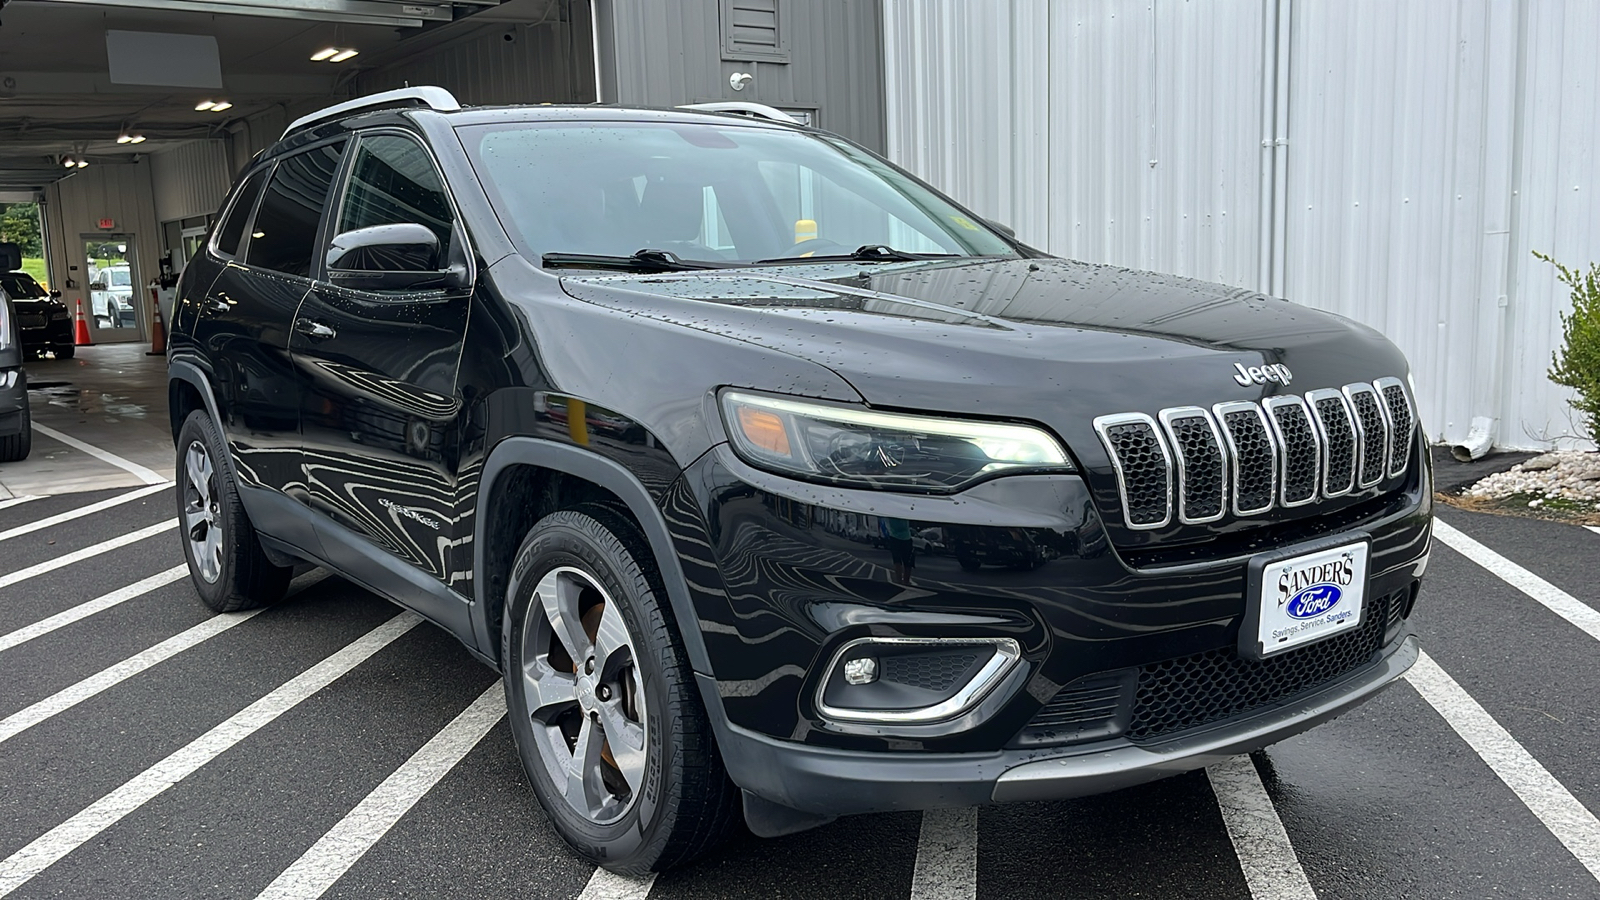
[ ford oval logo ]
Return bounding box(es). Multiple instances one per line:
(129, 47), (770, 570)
(1286, 584), (1342, 619)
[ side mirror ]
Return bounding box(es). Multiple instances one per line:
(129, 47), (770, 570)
(326, 223), (443, 290)
(984, 219), (1017, 239)
(327, 222), (472, 293)
(49, 290), (62, 299)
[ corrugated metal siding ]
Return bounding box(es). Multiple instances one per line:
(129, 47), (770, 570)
(883, 0), (1600, 450)
(353, 7), (596, 106)
(150, 140), (232, 222)
(602, 0), (886, 151)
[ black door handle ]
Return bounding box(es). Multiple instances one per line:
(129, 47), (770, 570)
(295, 319), (337, 340)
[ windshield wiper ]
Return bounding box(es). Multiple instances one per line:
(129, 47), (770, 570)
(754, 244), (962, 265)
(542, 249), (727, 272)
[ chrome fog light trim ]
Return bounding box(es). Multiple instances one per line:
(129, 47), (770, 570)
(815, 637), (1022, 725)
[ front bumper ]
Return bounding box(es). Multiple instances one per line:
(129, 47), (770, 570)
(18, 318), (73, 351)
(707, 633), (1418, 815)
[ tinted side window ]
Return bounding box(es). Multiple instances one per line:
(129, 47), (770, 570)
(246, 141), (347, 277)
(215, 169), (268, 257)
(337, 135), (453, 247)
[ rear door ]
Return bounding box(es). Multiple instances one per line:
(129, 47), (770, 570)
(290, 130), (472, 621)
(188, 140), (346, 500)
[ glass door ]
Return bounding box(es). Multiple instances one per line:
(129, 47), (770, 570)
(83, 235), (143, 343)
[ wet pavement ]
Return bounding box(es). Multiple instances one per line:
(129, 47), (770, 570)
(0, 353), (1597, 899)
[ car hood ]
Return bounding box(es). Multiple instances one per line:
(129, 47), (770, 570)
(9, 296), (63, 311)
(557, 256), (1409, 422)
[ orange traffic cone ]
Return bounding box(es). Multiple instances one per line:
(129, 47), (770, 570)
(146, 287), (166, 356)
(73, 297), (93, 346)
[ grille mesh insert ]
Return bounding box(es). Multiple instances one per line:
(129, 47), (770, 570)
(1350, 390), (1387, 487)
(1382, 384), (1413, 475)
(881, 649), (984, 692)
(1167, 414), (1225, 521)
(1223, 410), (1276, 514)
(1270, 403), (1319, 504)
(1105, 421), (1170, 527)
(1315, 396), (1356, 494)
(1126, 589), (1400, 741)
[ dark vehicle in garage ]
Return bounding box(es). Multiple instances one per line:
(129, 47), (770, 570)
(0, 284), (30, 463)
(0, 259), (74, 360)
(167, 87), (1430, 874)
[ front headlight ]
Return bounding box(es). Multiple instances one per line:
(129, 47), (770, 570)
(720, 390), (1073, 492)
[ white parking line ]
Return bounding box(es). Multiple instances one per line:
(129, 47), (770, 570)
(910, 807), (978, 900)
(0, 496), (41, 512)
(28, 422), (167, 486)
(0, 565), (188, 653)
(0, 520), (175, 591)
(577, 869), (656, 900)
(255, 684), (507, 900)
(1407, 651), (1600, 883)
(1432, 519), (1600, 644)
(1207, 755), (1319, 900)
(1586, 526), (1600, 538)
(0, 483), (171, 544)
(0, 612), (421, 897)
(0, 608), (264, 744)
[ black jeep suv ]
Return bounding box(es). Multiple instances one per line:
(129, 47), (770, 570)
(168, 88), (1429, 873)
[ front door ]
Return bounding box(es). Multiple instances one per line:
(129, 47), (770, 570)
(291, 131), (471, 604)
(83, 235), (142, 342)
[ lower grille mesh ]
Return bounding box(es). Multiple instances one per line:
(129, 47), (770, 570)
(1126, 589), (1401, 741)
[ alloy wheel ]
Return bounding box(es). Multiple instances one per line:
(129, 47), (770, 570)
(521, 565), (648, 824)
(182, 440), (223, 584)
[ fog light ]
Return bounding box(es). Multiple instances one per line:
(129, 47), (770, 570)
(843, 657), (878, 685)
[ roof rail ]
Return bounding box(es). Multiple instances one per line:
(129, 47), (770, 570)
(282, 87), (462, 138)
(676, 102), (800, 125)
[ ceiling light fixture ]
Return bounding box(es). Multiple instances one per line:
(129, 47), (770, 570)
(116, 132), (146, 144)
(210, 101), (233, 112)
(195, 100), (216, 111)
(130, 135), (147, 144)
(75, 159), (88, 168)
(310, 47), (339, 61)
(329, 49), (359, 62)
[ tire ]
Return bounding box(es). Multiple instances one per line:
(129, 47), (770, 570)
(958, 554), (983, 572)
(502, 507), (738, 874)
(0, 404), (30, 463)
(53, 345), (75, 360)
(175, 410), (290, 611)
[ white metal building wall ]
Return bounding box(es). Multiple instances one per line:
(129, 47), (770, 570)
(150, 140), (232, 223)
(883, 0), (1600, 450)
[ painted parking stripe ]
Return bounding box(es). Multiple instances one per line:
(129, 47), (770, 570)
(0, 609), (265, 744)
(0, 520), (175, 591)
(1207, 755), (1319, 900)
(1432, 519), (1600, 643)
(0, 565), (188, 653)
(910, 807), (978, 900)
(1407, 651), (1600, 883)
(1587, 526), (1600, 538)
(0, 483), (170, 544)
(577, 869), (656, 900)
(0, 612), (421, 897)
(28, 422), (167, 486)
(255, 684), (507, 900)
(0, 496), (41, 512)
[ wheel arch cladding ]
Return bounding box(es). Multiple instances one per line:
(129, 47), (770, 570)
(474, 437), (714, 678)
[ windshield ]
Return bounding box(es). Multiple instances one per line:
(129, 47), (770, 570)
(108, 268), (131, 287)
(460, 121), (1016, 267)
(0, 273), (46, 299)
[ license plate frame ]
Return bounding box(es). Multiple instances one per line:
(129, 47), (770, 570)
(1239, 532), (1371, 661)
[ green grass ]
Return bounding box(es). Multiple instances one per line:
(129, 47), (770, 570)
(20, 257), (47, 289)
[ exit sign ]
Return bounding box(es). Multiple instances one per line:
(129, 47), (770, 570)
(97, 218), (115, 229)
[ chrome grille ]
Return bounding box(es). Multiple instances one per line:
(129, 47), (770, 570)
(1264, 397), (1319, 507)
(1345, 384), (1389, 489)
(1159, 408), (1227, 524)
(1376, 377), (1414, 477)
(1095, 378), (1414, 530)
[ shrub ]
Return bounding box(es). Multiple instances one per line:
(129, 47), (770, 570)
(1538, 251), (1600, 444)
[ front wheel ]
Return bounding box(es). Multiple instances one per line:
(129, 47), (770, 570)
(53, 345), (75, 360)
(502, 508), (738, 873)
(175, 410), (290, 611)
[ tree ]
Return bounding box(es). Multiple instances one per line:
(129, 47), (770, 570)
(0, 204), (43, 257)
(1538, 251), (1600, 445)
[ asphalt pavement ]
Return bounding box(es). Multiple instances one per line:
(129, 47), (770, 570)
(1, 474), (1599, 897)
